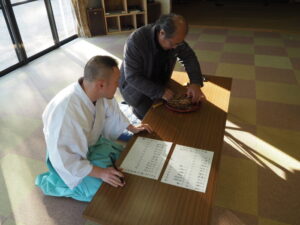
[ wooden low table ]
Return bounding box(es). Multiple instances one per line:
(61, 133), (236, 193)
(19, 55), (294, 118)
(83, 73), (232, 225)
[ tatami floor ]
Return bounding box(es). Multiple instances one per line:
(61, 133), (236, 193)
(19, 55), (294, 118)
(172, 0), (300, 33)
(1, 7), (300, 225)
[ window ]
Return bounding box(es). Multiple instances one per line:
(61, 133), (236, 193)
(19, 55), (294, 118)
(13, 0), (54, 57)
(51, 0), (77, 41)
(0, 8), (18, 71)
(0, 0), (78, 76)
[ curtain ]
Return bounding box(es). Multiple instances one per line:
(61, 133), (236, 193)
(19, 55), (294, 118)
(71, 0), (91, 37)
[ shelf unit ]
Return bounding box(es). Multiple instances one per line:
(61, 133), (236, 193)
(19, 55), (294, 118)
(101, 0), (148, 34)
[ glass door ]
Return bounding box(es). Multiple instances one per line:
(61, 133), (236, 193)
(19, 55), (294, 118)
(11, 0), (55, 57)
(0, 2), (18, 71)
(51, 0), (77, 41)
(0, 0), (78, 76)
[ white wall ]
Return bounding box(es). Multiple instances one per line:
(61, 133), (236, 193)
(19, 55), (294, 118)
(155, 0), (171, 14)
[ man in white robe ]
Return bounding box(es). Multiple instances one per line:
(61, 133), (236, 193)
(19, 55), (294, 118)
(36, 55), (152, 202)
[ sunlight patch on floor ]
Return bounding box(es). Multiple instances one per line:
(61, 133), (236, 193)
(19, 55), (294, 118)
(225, 120), (300, 180)
(62, 39), (122, 66)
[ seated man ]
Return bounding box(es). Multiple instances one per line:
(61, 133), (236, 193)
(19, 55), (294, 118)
(36, 55), (152, 202)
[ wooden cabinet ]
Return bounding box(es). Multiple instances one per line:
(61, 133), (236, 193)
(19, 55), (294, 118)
(87, 8), (106, 36)
(101, 0), (148, 34)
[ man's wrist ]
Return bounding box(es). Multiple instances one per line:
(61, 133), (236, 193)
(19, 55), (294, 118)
(127, 124), (136, 133)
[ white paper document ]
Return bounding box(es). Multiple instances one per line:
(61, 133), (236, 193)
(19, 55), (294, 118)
(120, 137), (172, 180)
(161, 145), (214, 193)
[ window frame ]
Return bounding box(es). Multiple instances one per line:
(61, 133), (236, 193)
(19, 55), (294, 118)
(0, 0), (78, 77)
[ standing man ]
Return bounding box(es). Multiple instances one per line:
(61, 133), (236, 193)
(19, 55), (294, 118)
(119, 13), (206, 119)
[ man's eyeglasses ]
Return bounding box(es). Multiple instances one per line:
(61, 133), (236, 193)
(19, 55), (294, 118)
(168, 39), (185, 48)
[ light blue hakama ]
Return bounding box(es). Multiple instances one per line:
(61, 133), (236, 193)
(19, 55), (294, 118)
(35, 137), (123, 202)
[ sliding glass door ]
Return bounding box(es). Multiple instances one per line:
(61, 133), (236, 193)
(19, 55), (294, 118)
(0, 0), (77, 76)
(0, 5), (18, 71)
(12, 0), (54, 57)
(51, 0), (77, 41)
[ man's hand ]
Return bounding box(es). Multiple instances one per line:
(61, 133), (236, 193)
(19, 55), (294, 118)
(89, 166), (125, 188)
(162, 88), (174, 101)
(127, 124), (153, 134)
(187, 84), (206, 103)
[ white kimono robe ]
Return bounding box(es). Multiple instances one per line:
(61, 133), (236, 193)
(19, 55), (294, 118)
(42, 80), (130, 189)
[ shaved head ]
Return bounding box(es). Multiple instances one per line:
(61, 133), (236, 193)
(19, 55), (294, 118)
(84, 55), (118, 82)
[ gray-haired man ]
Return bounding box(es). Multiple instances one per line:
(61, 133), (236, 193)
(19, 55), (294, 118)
(119, 13), (206, 119)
